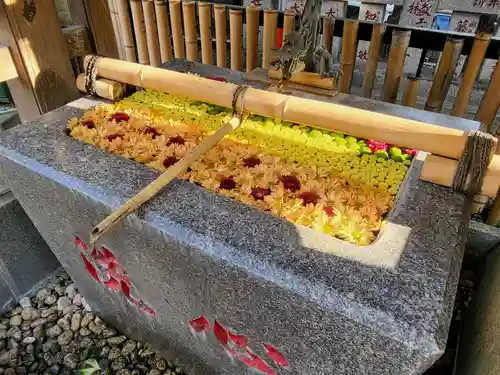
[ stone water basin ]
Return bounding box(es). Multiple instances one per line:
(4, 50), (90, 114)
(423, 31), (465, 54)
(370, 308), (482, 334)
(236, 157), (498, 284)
(0, 61), (480, 375)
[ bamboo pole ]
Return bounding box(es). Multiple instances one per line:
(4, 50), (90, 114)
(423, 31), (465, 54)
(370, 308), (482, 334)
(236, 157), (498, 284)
(130, 0), (150, 64)
(338, 20), (359, 94)
(115, 0), (136, 62)
(86, 56), (480, 161)
(402, 75), (420, 107)
(214, 4), (227, 68)
(451, 32), (492, 118)
(182, 1), (198, 62)
(382, 29), (411, 103)
(283, 10), (295, 43)
(91, 113), (247, 243)
(143, 0), (161, 66)
(262, 9), (278, 69)
(76, 74), (127, 101)
(155, 0), (173, 62)
(421, 154), (500, 198)
(107, 0), (126, 60)
(246, 6), (259, 72)
(425, 38), (464, 113)
(169, 0), (185, 59)
(362, 23), (386, 98)
(322, 17), (334, 53)
(269, 69), (335, 89)
(476, 60), (500, 131)
(229, 9), (243, 71)
(198, 2), (213, 65)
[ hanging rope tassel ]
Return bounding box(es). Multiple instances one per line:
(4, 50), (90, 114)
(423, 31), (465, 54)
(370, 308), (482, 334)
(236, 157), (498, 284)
(452, 130), (496, 196)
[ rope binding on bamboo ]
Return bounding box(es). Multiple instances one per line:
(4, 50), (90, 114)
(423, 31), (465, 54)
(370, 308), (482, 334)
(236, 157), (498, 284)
(453, 130), (496, 196)
(231, 84), (249, 120)
(84, 55), (102, 96)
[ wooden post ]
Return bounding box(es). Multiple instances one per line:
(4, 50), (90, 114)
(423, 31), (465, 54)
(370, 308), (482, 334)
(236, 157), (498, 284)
(229, 9), (243, 71)
(338, 20), (359, 94)
(476, 60), (500, 131)
(214, 4), (227, 68)
(262, 9), (277, 69)
(182, 1), (197, 62)
(322, 17), (334, 53)
(169, 0), (185, 59)
(130, 0), (150, 64)
(382, 29), (411, 104)
(143, 0), (161, 66)
(246, 6), (259, 72)
(425, 38), (463, 113)
(116, 0), (137, 62)
(402, 75), (420, 107)
(198, 2), (213, 65)
(283, 10), (294, 43)
(0, 47), (17, 82)
(362, 23), (386, 98)
(451, 32), (492, 117)
(83, 0), (120, 58)
(1, 0), (78, 115)
(155, 0), (173, 63)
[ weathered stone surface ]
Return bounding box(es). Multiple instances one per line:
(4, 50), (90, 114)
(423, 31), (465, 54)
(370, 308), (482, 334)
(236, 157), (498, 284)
(0, 61), (478, 375)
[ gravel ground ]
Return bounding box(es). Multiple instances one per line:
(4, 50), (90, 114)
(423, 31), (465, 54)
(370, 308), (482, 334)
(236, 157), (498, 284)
(0, 268), (478, 375)
(0, 273), (184, 375)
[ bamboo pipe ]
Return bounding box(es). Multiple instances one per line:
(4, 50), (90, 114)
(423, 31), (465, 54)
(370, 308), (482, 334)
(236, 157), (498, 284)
(182, 1), (198, 62)
(76, 74), (127, 101)
(382, 29), (411, 103)
(86, 56), (484, 160)
(425, 38), (464, 113)
(214, 4), (227, 68)
(130, 0), (150, 64)
(169, 0), (185, 59)
(91, 114), (246, 243)
(246, 6), (259, 72)
(283, 11), (295, 43)
(115, 0), (137, 62)
(487, 192), (500, 225)
(107, 0), (126, 60)
(143, 0), (161, 66)
(322, 17), (334, 53)
(420, 154), (500, 198)
(451, 32), (492, 118)
(262, 9), (278, 69)
(402, 75), (420, 107)
(229, 9), (243, 71)
(155, 0), (173, 62)
(476, 60), (500, 131)
(268, 70), (334, 89)
(362, 23), (386, 98)
(198, 2), (213, 65)
(338, 20), (359, 94)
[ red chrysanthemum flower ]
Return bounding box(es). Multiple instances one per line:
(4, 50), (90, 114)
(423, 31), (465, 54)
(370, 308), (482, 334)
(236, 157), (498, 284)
(280, 175), (301, 192)
(109, 112), (129, 123)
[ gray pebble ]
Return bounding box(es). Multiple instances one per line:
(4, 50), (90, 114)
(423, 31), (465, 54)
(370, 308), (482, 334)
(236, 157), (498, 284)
(62, 353), (79, 369)
(7, 327), (21, 341)
(0, 340), (5, 350)
(147, 370), (161, 375)
(111, 357), (127, 371)
(30, 319), (46, 329)
(46, 313), (59, 323)
(57, 331), (73, 346)
(56, 316), (70, 331)
(19, 297), (32, 309)
(96, 339), (107, 348)
(79, 328), (92, 337)
(121, 340), (137, 356)
(44, 294), (57, 306)
(20, 322), (31, 332)
(42, 339), (60, 354)
(108, 347), (121, 360)
(22, 337), (36, 345)
(40, 308), (56, 319)
(47, 325), (63, 338)
(62, 305), (78, 316)
(36, 288), (50, 301)
(79, 337), (94, 348)
(4, 368), (15, 375)
(16, 366), (27, 375)
(100, 346), (111, 357)
(33, 325), (45, 340)
(72, 294), (82, 306)
(0, 351), (9, 365)
(70, 312), (81, 332)
(80, 313), (94, 328)
(102, 327), (117, 338)
(117, 370), (133, 375)
(88, 321), (104, 335)
(0, 330), (6, 340)
(108, 336), (127, 346)
(65, 284), (77, 299)
(26, 343), (35, 354)
(156, 359), (167, 371)
(9, 315), (21, 327)
(21, 308), (34, 321)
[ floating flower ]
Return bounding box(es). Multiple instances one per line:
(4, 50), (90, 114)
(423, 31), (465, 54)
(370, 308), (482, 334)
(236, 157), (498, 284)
(251, 187), (271, 200)
(109, 112), (129, 122)
(144, 126), (160, 138)
(298, 191), (320, 206)
(82, 120), (95, 129)
(163, 156), (178, 168)
(280, 175), (301, 192)
(243, 157), (261, 168)
(167, 135), (185, 146)
(220, 177), (236, 190)
(106, 134), (122, 142)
